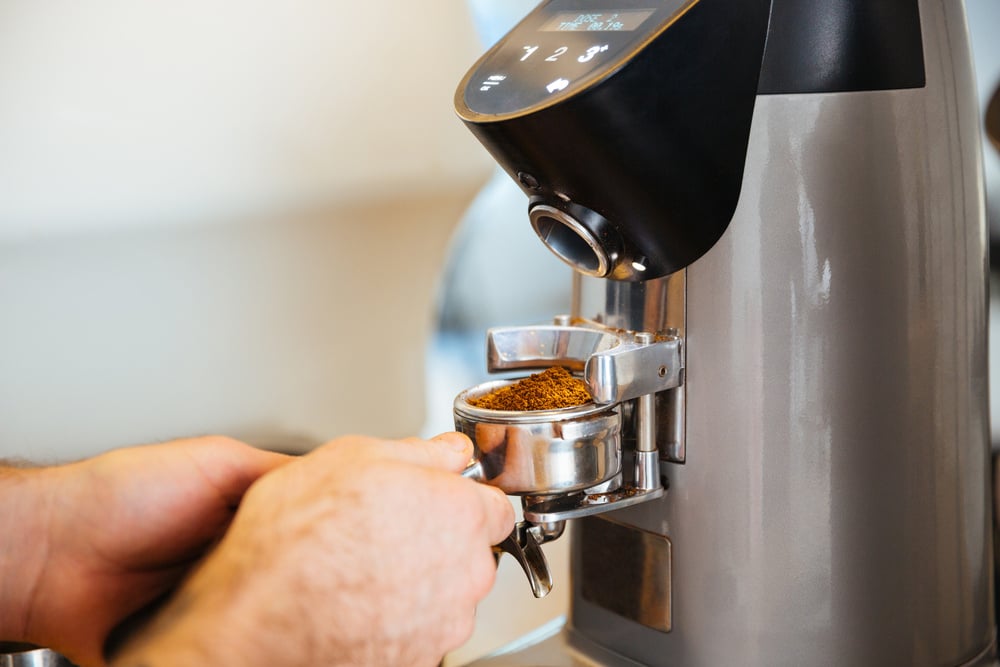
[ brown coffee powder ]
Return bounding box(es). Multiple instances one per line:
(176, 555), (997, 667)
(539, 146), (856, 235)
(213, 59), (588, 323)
(469, 367), (591, 411)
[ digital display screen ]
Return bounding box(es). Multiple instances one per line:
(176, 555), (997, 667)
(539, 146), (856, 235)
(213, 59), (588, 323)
(539, 9), (656, 32)
(461, 0), (692, 116)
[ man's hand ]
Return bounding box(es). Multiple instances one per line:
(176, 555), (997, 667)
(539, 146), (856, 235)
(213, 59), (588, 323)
(0, 436), (289, 666)
(109, 433), (513, 667)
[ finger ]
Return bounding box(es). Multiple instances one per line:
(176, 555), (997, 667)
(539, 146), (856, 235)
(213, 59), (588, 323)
(377, 433), (474, 473)
(474, 483), (516, 545)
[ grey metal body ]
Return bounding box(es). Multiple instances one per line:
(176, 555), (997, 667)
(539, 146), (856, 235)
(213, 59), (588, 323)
(470, 0), (994, 665)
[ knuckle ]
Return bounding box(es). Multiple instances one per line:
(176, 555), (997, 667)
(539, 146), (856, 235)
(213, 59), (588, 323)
(492, 487), (516, 521)
(456, 612), (477, 647)
(448, 481), (485, 521)
(319, 434), (380, 456)
(482, 487), (515, 535)
(442, 609), (477, 652)
(209, 434), (245, 448)
(187, 434), (246, 453)
(468, 549), (499, 600)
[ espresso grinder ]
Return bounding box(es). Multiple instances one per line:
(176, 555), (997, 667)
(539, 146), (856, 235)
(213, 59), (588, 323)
(451, 1), (994, 665)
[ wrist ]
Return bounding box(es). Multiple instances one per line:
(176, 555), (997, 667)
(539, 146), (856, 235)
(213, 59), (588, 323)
(0, 465), (55, 644)
(107, 590), (228, 667)
(107, 551), (282, 667)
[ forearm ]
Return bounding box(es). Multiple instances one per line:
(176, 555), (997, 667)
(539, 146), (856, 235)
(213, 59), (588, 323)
(0, 464), (53, 645)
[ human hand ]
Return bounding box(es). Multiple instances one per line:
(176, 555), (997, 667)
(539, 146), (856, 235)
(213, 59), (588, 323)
(0, 436), (289, 667)
(109, 432), (514, 667)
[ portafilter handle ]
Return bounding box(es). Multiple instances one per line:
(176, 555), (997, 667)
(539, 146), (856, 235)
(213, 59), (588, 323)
(462, 459), (486, 482)
(461, 462), (554, 598)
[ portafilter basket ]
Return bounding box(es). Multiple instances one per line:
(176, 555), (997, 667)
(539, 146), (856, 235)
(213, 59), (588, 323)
(454, 379), (622, 496)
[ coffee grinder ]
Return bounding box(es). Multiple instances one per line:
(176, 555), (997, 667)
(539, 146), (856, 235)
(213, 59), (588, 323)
(452, 0), (995, 665)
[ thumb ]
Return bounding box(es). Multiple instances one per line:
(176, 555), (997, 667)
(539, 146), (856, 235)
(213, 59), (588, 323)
(391, 432), (474, 473)
(172, 436), (292, 505)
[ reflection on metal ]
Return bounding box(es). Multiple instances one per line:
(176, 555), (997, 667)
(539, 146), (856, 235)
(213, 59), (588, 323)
(577, 515), (672, 634)
(987, 85), (1000, 151)
(524, 485), (665, 523)
(658, 378), (686, 463)
(0, 647), (75, 667)
(486, 325), (619, 373)
(465, 617), (649, 666)
(659, 271), (686, 463)
(576, 270), (686, 336)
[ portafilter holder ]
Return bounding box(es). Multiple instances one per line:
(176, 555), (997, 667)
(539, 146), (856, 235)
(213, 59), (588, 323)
(454, 379), (623, 495)
(451, 325), (678, 596)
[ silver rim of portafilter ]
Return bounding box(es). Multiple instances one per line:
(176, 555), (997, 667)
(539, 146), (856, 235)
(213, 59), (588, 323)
(454, 379), (622, 496)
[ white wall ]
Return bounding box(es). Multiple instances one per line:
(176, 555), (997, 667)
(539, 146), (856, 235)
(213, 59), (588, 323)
(0, 0), (490, 241)
(0, 196), (479, 460)
(0, 1), (493, 460)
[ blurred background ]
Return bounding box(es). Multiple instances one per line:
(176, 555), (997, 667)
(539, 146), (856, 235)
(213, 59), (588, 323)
(0, 1), (998, 664)
(0, 0), (492, 461)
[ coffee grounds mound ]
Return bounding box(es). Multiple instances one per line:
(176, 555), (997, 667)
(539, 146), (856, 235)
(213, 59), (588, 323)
(469, 367), (592, 411)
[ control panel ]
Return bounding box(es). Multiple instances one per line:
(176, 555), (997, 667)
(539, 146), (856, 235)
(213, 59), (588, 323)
(462, 1), (694, 117)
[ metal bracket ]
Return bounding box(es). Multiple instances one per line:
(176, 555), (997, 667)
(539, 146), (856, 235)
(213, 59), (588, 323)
(486, 324), (683, 405)
(524, 486), (665, 524)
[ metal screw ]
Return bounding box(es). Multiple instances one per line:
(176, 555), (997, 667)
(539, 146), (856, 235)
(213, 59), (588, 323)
(518, 172), (541, 190)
